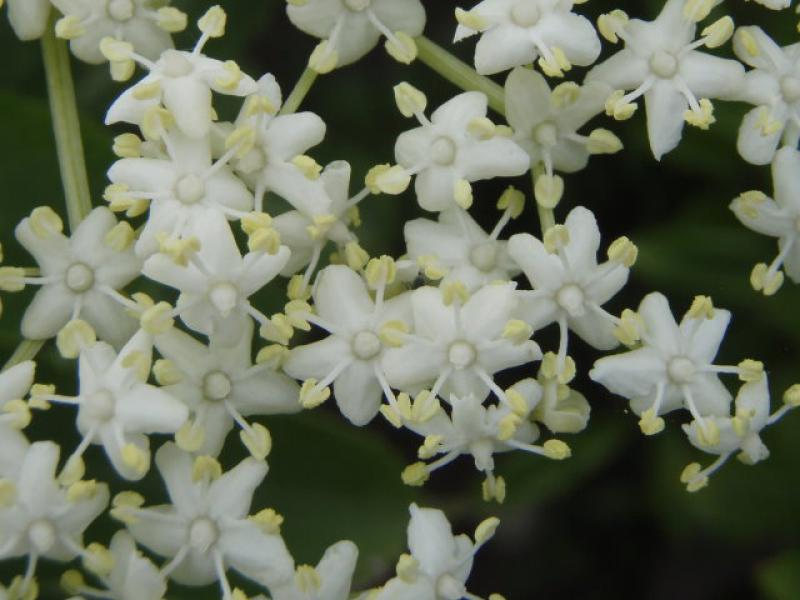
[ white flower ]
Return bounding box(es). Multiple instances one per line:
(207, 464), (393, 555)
(51, 0), (184, 64)
(375, 504), (499, 600)
(284, 265), (412, 425)
(382, 283), (541, 406)
(732, 26), (800, 165)
(287, 0), (426, 70)
(0, 361), (35, 458)
(120, 443), (294, 595)
(270, 540), (358, 600)
(155, 320), (300, 457)
(505, 67), (617, 175)
(0, 441), (109, 592)
(590, 292), (739, 437)
(454, 0), (601, 76)
(37, 330), (188, 481)
(14, 207), (141, 346)
(142, 212), (291, 346)
(730, 146), (800, 291)
(395, 91), (529, 212)
(587, 0), (744, 159)
(403, 206), (521, 292)
(107, 129), (253, 257)
(508, 206), (631, 357)
(2, 0), (50, 40)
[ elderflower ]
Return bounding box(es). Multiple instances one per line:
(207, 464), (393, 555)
(454, 0), (601, 77)
(269, 541), (358, 600)
(0, 361), (35, 443)
(587, 0), (744, 159)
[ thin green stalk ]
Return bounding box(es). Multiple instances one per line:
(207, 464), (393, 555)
(41, 21), (92, 231)
(415, 36), (505, 116)
(279, 67), (319, 116)
(3, 339), (45, 370)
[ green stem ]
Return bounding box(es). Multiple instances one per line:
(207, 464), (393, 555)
(3, 339), (45, 371)
(41, 21), (92, 231)
(279, 67), (319, 116)
(415, 36), (505, 116)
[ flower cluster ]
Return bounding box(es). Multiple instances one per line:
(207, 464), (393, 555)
(1, 0), (800, 598)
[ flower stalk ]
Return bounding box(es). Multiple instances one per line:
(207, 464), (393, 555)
(279, 66), (319, 115)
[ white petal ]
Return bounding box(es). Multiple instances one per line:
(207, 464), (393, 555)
(207, 457), (268, 519)
(407, 504), (457, 578)
(333, 360), (383, 426)
(736, 106), (785, 166)
(589, 347), (666, 399)
(474, 24), (536, 75)
(679, 52), (745, 101)
(644, 81), (687, 161)
(219, 522), (294, 585)
(314, 265), (374, 330)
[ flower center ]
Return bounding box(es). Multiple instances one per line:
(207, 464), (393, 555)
(188, 517), (218, 553)
(649, 50), (679, 79)
(344, 0), (371, 11)
(209, 282), (239, 316)
(28, 519), (56, 553)
(781, 76), (800, 103)
(667, 356), (696, 384)
(65, 262), (95, 293)
(556, 284), (585, 316)
(237, 147), (267, 174)
(448, 340), (477, 370)
(175, 174), (206, 205)
(107, 0), (134, 21)
(162, 50), (194, 78)
(85, 389), (116, 422)
(430, 136), (457, 166)
(533, 122), (558, 147)
(436, 573), (467, 600)
(203, 371), (232, 401)
(510, 2), (540, 27)
(469, 242), (498, 272)
(352, 330), (382, 360)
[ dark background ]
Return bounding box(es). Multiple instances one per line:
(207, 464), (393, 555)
(1, 1), (800, 598)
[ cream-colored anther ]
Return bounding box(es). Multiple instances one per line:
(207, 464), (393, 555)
(587, 128), (624, 154)
(543, 439), (571, 460)
(497, 185), (525, 218)
(156, 7), (188, 32)
(686, 295), (714, 320)
(597, 10), (629, 43)
(455, 7), (488, 31)
(607, 236), (638, 267)
(534, 173), (564, 209)
(702, 16), (734, 48)
(386, 32), (417, 64)
(684, 98), (716, 129)
(309, 40), (338, 74)
(249, 508), (284, 534)
(198, 5), (227, 37)
(401, 462), (429, 486)
(394, 82), (427, 118)
(454, 179), (473, 209)
(241, 423), (271, 460)
(29, 206), (64, 238)
(56, 319), (96, 359)
(366, 164), (411, 195)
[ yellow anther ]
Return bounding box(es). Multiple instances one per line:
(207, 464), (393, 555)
(731, 414), (749, 437)
(121, 444), (149, 476)
(344, 241), (370, 270)
(125, 349), (154, 379)
(686, 295), (715, 320)
(241, 211), (273, 234)
(3, 399), (31, 430)
(614, 308), (643, 346)
(455, 7), (488, 31)
(256, 344), (290, 368)
(506, 388), (530, 416)
(396, 553), (419, 583)
(112, 133), (142, 158)
(551, 81), (581, 108)
(467, 116), (496, 140)
(290, 154), (323, 180)
(418, 435), (444, 459)
(0, 266), (25, 292)
(481, 474), (506, 504)
(365, 255), (397, 288)
(684, 98), (716, 129)
(110, 491), (144, 523)
(454, 179), (474, 209)
(110, 58), (136, 82)
(783, 384), (800, 407)
(156, 7), (188, 32)
(597, 10), (629, 43)
(132, 80), (161, 101)
(30, 206), (64, 238)
(231, 589), (250, 600)
(175, 420), (205, 452)
(401, 462), (430, 486)
(607, 236), (638, 267)
(755, 107), (783, 136)
(248, 227), (282, 254)
(497, 413), (522, 441)
(543, 439), (572, 460)
(683, 0), (714, 22)
(393, 82), (427, 118)
(29, 383), (55, 410)
(538, 47), (571, 78)
(287, 274), (312, 301)
(225, 124), (256, 159)
(103, 221), (136, 252)
(157, 234), (200, 266)
(285, 300), (312, 331)
(82, 542), (115, 577)
(638, 407), (665, 436)
(366, 164), (411, 195)
(378, 320), (409, 348)
(0, 479), (16, 507)
(60, 570), (85, 595)
(309, 40), (338, 74)
(380, 404), (404, 428)
(750, 262), (784, 296)
(735, 27), (760, 57)
(540, 352), (576, 384)
(385, 31), (417, 64)
(8, 576), (38, 600)
(58, 454), (86, 486)
(737, 359), (764, 382)
(260, 313), (294, 345)
(141, 106), (175, 140)
(543, 224), (570, 253)
(99, 36), (133, 62)
(441, 280), (469, 306)
(55, 15), (85, 39)
(680, 462), (708, 492)
(494, 124), (514, 137)
(250, 508), (284, 535)
(397, 392), (413, 421)
(489, 595), (508, 600)
(299, 379), (331, 409)
(474, 516), (501, 544)
(198, 5), (227, 37)
(192, 455), (222, 482)
(153, 359), (183, 386)
(502, 320), (533, 345)
(604, 90), (638, 121)
(347, 205), (362, 227)
(417, 255), (447, 280)
(240, 423), (272, 460)
(141, 301), (175, 335)
(696, 420), (721, 447)
(56, 319), (96, 359)
(497, 186), (525, 218)
(410, 390), (440, 424)
(702, 16), (734, 48)
(306, 214), (336, 240)
(534, 173), (564, 210)
(587, 128), (624, 154)
(296, 565), (322, 593)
